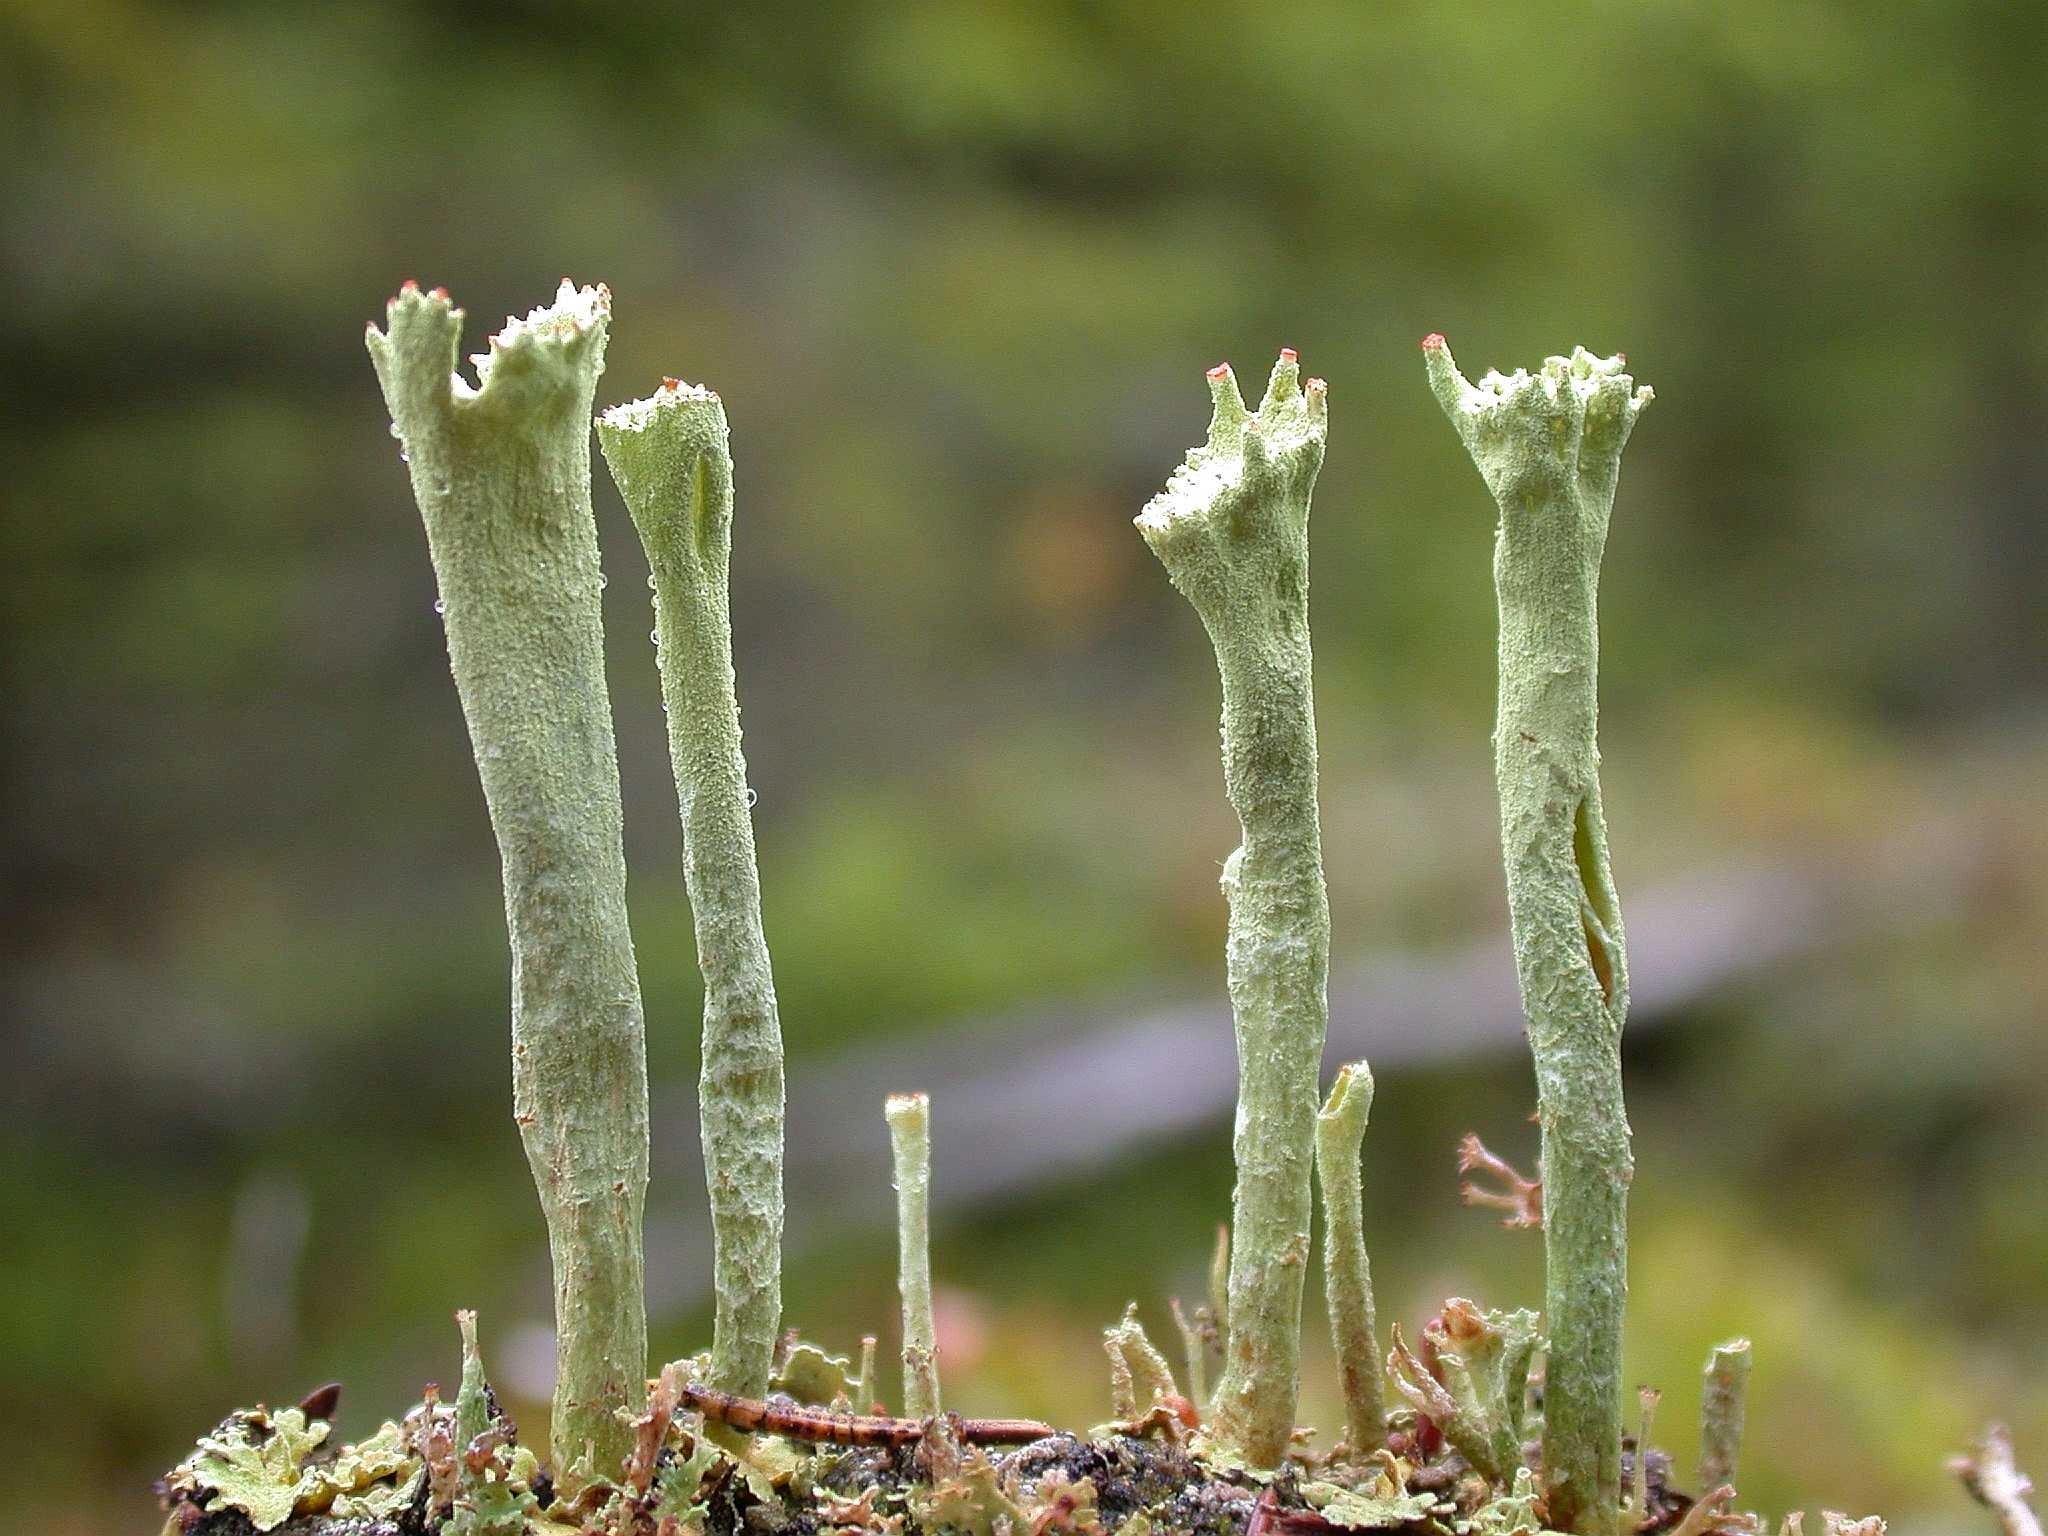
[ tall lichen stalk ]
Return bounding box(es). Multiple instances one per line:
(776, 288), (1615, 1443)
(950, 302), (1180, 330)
(1137, 353), (1330, 1468)
(598, 381), (786, 1402)
(1425, 336), (1651, 1536)
(367, 282), (649, 1476)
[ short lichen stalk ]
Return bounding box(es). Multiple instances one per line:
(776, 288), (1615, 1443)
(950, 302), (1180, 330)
(885, 1091), (941, 1419)
(367, 282), (649, 1477)
(599, 381), (786, 1403)
(1137, 352), (1331, 1468)
(1697, 1338), (1752, 1493)
(1315, 1060), (1384, 1456)
(1424, 336), (1652, 1536)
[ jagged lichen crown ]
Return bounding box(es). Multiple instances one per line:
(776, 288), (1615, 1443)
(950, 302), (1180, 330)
(1421, 339), (1650, 517)
(1136, 352), (1327, 617)
(368, 279), (611, 424)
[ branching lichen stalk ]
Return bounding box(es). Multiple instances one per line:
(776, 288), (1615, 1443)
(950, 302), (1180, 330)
(1424, 335), (1651, 1536)
(598, 380), (786, 1403)
(366, 281), (649, 1477)
(1315, 1060), (1383, 1454)
(1137, 352), (1330, 1468)
(885, 1091), (941, 1419)
(1953, 1425), (2045, 1536)
(1697, 1338), (1752, 1493)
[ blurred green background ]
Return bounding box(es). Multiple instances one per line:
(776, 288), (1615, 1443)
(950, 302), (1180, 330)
(5, 1), (2047, 1530)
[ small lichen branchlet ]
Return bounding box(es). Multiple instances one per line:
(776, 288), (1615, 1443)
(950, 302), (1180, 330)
(1315, 1061), (1384, 1457)
(1457, 1132), (1543, 1230)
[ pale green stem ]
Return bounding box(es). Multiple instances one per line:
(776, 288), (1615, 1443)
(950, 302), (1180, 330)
(454, 1310), (490, 1450)
(886, 1091), (941, 1418)
(1425, 335), (1651, 1536)
(598, 380), (786, 1402)
(1170, 1297), (1209, 1409)
(1314, 1060), (1383, 1454)
(1137, 353), (1330, 1467)
(858, 1335), (879, 1410)
(1209, 1224), (1231, 1345)
(1627, 1387), (1661, 1526)
(1697, 1339), (1752, 1493)
(367, 282), (648, 1477)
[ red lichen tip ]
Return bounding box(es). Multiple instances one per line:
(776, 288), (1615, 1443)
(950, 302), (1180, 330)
(1206, 362), (1232, 380)
(1278, 348), (1297, 363)
(1305, 377), (1327, 393)
(1420, 332), (1446, 352)
(428, 286), (449, 301)
(662, 376), (682, 391)
(1616, 351), (1627, 364)
(399, 279), (419, 294)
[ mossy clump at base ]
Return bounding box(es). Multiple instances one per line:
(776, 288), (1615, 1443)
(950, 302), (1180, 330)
(157, 1324), (1723, 1536)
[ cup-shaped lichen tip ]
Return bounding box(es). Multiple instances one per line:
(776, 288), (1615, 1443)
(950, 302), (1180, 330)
(598, 376), (728, 464)
(597, 379), (735, 566)
(1320, 1058), (1372, 1126)
(1136, 351), (1327, 551)
(457, 279), (611, 404)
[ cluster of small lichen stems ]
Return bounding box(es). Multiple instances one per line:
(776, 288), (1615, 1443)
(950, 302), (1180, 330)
(371, 275), (1765, 1530)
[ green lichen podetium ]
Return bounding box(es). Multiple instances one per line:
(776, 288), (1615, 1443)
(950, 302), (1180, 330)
(1137, 352), (1330, 1468)
(1423, 335), (1652, 1536)
(1697, 1337), (1753, 1493)
(1314, 1060), (1383, 1456)
(885, 1091), (941, 1419)
(597, 381), (786, 1403)
(366, 281), (649, 1477)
